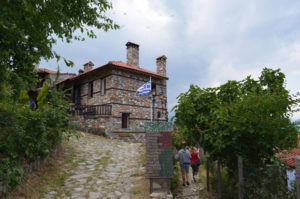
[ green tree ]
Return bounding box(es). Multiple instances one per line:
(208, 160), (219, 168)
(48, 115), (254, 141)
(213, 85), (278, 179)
(37, 82), (48, 108)
(173, 68), (299, 165)
(173, 68), (299, 197)
(18, 90), (29, 105)
(0, 0), (119, 99)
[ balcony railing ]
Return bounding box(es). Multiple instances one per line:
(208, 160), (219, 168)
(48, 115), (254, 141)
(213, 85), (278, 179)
(69, 104), (112, 116)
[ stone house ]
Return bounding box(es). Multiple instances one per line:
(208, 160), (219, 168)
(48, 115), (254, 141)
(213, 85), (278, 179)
(27, 67), (76, 102)
(57, 42), (168, 140)
(278, 135), (300, 190)
(37, 68), (76, 88)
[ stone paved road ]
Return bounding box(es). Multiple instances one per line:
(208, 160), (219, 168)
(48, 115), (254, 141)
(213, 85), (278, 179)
(41, 133), (147, 199)
(174, 165), (214, 199)
(174, 177), (204, 199)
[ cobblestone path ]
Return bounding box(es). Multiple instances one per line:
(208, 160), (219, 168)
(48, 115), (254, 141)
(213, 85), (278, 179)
(174, 176), (204, 199)
(40, 133), (147, 199)
(174, 167), (214, 199)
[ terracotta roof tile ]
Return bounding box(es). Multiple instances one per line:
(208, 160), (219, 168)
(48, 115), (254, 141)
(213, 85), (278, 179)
(37, 68), (76, 76)
(278, 135), (300, 168)
(37, 68), (57, 74)
(56, 61), (168, 85)
(108, 61), (168, 79)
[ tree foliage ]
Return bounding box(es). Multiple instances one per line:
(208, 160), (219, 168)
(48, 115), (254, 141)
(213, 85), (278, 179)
(0, 87), (76, 189)
(0, 0), (119, 98)
(0, 0), (118, 191)
(173, 68), (299, 168)
(173, 68), (299, 198)
(37, 81), (48, 108)
(18, 90), (29, 105)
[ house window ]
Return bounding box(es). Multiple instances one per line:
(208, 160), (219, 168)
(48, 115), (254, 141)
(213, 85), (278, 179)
(88, 81), (93, 98)
(151, 82), (156, 95)
(101, 78), (106, 95)
(73, 85), (81, 104)
(157, 111), (161, 119)
(122, 113), (129, 128)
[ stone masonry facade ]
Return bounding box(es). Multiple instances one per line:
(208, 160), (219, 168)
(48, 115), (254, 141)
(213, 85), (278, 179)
(59, 42), (168, 141)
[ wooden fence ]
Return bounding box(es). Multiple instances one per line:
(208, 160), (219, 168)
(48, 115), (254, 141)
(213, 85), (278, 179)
(206, 156), (300, 199)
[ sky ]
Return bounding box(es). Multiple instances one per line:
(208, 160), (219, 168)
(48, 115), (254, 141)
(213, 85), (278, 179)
(40, 0), (300, 120)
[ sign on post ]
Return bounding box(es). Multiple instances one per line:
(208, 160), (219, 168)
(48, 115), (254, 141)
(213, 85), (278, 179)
(145, 122), (173, 193)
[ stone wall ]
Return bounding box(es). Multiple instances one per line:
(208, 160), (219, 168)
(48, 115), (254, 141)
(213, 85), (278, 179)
(126, 42), (139, 67)
(156, 55), (167, 76)
(145, 122), (173, 194)
(74, 68), (168, 140)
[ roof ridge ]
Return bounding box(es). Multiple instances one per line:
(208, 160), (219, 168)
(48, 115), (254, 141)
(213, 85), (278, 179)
(56, 60), (168, 86)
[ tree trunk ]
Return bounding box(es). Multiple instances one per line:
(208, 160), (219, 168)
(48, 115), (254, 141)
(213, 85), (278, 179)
(238, 156), (243, 199)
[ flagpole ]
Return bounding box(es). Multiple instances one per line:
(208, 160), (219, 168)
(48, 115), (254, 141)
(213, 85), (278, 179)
(150, 76), (152, 121)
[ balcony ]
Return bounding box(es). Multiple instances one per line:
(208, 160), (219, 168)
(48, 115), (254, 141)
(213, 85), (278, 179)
(69, 104), (112, 116)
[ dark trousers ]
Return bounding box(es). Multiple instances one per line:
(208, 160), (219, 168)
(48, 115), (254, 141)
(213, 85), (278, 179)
(191, 162), (199, 176)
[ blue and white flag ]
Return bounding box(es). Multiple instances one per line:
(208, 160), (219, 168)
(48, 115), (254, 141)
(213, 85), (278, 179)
(137, 81), (151, 96)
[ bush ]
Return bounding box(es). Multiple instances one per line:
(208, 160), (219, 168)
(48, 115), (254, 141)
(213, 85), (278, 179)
(37, 81), (48, 108)
(171, 161), (180, 191)
(243, 158), (295, 199)
(18, 90), (29, 105)
(207, 158), (296, 199)
(0, 87), (75, 189)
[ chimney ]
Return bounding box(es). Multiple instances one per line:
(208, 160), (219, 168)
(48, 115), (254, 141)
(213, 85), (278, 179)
(83, 61), (94, 72)
(126, 42), (139, 67)
(78, 69), (84, 74)
(156, 55), (167, 76)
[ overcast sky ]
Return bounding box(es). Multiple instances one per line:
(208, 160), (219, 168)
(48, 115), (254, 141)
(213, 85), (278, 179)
(40, 0), (300, 119)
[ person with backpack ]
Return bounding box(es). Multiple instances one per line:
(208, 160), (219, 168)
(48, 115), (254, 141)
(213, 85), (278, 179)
(178, 146), (192, 186)
(190, 147), (201, 182)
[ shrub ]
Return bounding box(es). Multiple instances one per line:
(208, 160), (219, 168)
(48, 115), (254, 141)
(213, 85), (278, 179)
(243, 158), (294, 199)
(18, 90), (29, 105)
(37, 81), (48, 108)
(0, 87), (75, 189)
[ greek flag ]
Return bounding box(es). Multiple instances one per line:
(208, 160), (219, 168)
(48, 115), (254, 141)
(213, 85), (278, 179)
(137, 81), (151, 96)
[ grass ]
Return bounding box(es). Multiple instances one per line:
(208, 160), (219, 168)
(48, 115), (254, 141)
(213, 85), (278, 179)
(130, 186), (142, 195)
(129, 178), (149, 199)
(138, 145), (147, 167)
(198, 164), (217, 199)
(94, 156), (110, 170)
(130, 172), (141, 177)
(129, 145), (149, 199)
(6, 141), (76, 199)
(52, 171), (68, 187)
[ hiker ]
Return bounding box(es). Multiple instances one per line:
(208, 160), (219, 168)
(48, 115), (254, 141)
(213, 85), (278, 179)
(29, 98), (36, 111)
(190, 147), (201, 182)
(178, 146), (191, 186)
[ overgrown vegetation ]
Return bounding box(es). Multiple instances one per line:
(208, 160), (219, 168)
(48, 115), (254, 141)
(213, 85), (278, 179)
(0, 0), (118, 192)
(172, 68), (300, 198)
(0, 85), (75, 189)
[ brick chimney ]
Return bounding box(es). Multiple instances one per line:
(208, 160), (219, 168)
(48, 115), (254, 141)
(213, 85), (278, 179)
(156, 55), (167, 76)
(126, 42), (139, 67)
(83, 61), (94, 72)
(78, 69), (84, 74)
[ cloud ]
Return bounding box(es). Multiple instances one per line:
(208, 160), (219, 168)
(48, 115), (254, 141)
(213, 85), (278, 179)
(40, 0), (300, 120)
(109, 0), (175, 53)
